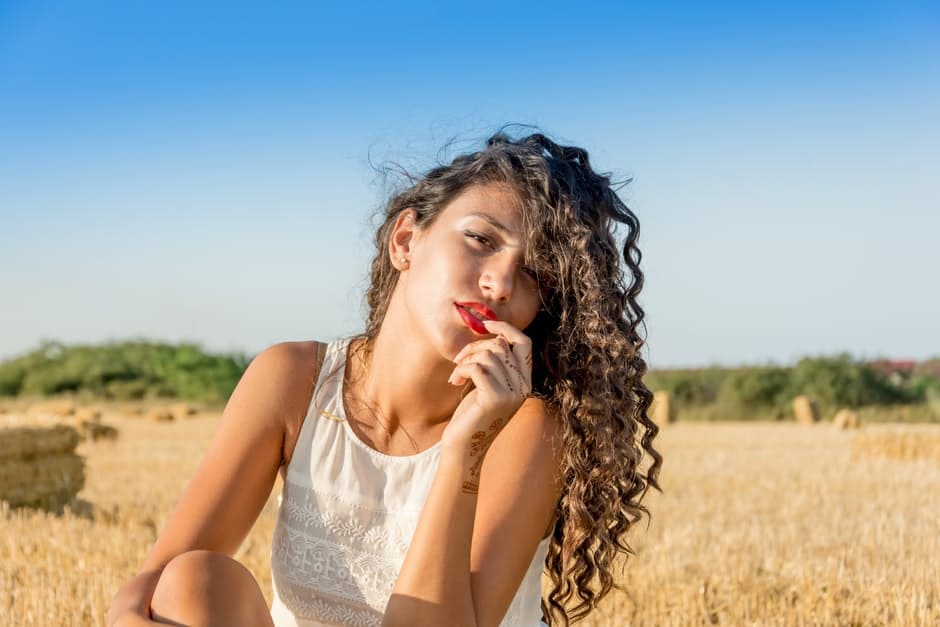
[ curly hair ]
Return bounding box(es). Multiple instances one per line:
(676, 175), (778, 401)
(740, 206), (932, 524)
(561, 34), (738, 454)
(355, 128), (663, 625)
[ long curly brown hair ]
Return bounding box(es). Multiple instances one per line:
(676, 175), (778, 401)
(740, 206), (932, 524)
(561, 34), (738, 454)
(355, 128), (663, 625)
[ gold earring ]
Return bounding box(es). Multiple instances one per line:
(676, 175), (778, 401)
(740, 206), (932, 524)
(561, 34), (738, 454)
(400, 257), (408, 264)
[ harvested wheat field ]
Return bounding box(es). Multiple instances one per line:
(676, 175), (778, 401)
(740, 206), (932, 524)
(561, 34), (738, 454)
(1, 413), (937, 626)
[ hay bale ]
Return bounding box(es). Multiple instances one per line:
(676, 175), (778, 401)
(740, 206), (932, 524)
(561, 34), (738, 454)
(146, 407), (174, 422)
(0, 423), (80, 461)
(126, 403), (145, 416)
(792, 396), (819, 424)
(650, 391), (677, 424)
(72, 415), (120, 442)
(169, 402), (197, 420)
(0, 420), (84, 509)
(28, 399), (77, 417)
(73, 407), (102, 423)
(0, 453), (85, 508)
(64, 406), (119, 442)
(833, 408), (860, 430)
(84, 422), (119, 442)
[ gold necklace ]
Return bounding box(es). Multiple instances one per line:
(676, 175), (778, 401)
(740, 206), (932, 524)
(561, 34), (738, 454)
(343, 354), (419, 454)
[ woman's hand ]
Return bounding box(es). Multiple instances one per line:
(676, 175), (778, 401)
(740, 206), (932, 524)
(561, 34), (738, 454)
(442, 320), (533, 489)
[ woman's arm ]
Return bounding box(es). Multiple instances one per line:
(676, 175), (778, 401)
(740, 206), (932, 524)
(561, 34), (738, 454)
(106, 341), (321, 627)
(384, 398), (563, 627)
(107, 569), (164, 626)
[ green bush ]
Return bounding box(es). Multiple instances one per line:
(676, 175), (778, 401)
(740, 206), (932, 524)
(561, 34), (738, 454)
(788, 354), (913, 412)
(643, 353), (937, 422)
(644, 367), (728, 406)
(719, 366), (792, 412)
(0, 340), (250, 406)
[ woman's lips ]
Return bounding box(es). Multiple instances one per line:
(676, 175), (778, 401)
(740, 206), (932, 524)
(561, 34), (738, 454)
(454, 302), (498, 335)
(455, 301), (497, 321)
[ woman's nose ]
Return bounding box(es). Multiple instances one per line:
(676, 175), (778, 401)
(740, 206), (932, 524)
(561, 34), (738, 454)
(479, 258), (516, 301)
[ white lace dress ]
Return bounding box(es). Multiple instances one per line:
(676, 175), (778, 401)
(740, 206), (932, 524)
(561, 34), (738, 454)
(269, 338), (551, 627)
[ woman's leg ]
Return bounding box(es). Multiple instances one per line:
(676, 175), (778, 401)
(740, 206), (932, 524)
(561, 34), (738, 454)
(149, 550), (275, 627)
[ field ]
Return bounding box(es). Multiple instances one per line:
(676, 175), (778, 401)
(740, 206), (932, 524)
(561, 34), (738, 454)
(1, 410), (938, 626)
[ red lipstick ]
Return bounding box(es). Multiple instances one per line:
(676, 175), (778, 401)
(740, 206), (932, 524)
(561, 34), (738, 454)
(454, 301), (498, 335)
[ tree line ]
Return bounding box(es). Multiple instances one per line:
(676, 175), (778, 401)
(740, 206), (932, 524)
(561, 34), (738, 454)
(0, 340), (250, 405)
(1, 341), (937, 419)
(644, 354), (940, 420)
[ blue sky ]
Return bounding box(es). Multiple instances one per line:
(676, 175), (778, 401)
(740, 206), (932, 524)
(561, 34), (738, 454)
(1, 0), (938, 368)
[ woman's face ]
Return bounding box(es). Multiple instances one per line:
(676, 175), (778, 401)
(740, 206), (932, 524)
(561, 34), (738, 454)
(392, 183), (544, 359)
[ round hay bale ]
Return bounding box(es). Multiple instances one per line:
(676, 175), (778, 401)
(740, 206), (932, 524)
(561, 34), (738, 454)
(28, 399), (77, 417)
(68, 415), (119, 442)
(85, 421), (119, 442)
(650, 390), (677, 424)
(146, 407), (174, 422)
(67, 407), (107, 441)
(833, 408), (860, 430)
(169, 402), (198, 420)
(73, 407), (102, 424)
(117, 402), (144, 417)
(792, 395), (820, 424)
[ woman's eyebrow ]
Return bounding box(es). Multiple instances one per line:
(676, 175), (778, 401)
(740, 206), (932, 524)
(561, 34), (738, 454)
(467, 212), (517, 237)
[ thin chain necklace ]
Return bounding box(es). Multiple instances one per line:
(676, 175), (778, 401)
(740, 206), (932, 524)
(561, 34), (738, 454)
(343, 341), (420, 454)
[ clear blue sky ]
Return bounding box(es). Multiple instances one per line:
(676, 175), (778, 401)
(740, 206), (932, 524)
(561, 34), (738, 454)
(1, 0), (938, 368)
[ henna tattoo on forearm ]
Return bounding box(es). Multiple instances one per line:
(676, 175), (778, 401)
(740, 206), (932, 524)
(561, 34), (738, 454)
(460, 417), (506, 495)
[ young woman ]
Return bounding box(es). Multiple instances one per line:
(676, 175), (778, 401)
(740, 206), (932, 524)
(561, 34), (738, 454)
(107, 130), (662, 627)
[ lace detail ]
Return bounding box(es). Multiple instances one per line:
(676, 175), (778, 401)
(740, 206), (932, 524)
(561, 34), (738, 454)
(281, 485), (413, 553)
(275, 527), (388, 606)
(272, 478), (419, 621)
(275, 578), (382, 627)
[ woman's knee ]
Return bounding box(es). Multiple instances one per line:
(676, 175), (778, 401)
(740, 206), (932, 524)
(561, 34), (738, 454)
(151, 550), (270, 625)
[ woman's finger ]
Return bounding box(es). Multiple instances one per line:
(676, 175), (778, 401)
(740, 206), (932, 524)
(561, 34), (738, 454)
(452, 335), (515, 365)
(450, 347), (528, 399)
(448, 358), (510, 396)
(481, 320), (533, 389)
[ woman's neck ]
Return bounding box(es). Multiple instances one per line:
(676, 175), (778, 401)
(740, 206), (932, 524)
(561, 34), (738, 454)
(345, 328), (464, 439)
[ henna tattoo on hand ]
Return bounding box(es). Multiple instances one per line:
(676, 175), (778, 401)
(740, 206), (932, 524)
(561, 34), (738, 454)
(505, 358), (522, 377)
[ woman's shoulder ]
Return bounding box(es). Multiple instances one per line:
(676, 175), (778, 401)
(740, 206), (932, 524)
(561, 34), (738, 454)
(256, 339), (326, 366)
(249, 340), (329, 466)
(250, 340), (326, 391)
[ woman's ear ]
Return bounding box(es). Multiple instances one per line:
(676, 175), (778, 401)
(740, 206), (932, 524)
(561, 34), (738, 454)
(389, 209), (418, 271)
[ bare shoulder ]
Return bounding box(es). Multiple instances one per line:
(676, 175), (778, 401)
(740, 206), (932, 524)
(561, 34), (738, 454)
(138, 340), (328, 570)
(253, 340), (327, 467)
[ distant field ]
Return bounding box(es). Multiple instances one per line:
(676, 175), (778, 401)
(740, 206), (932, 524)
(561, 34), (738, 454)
(1, 410), (937, 626)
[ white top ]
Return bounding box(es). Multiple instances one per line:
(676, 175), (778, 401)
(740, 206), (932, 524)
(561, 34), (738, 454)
(269, 338), (551, 627)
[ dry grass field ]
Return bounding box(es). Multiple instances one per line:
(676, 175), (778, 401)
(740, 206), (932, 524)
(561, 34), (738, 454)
(1, 409), (938, 626)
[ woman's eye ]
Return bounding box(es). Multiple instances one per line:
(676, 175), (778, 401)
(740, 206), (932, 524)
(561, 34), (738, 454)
(465, 231), (493, 247)
(521, 266), (539, 281)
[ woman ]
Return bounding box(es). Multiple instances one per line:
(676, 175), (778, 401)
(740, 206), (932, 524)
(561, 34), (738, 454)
(107, 130), (662, 627)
